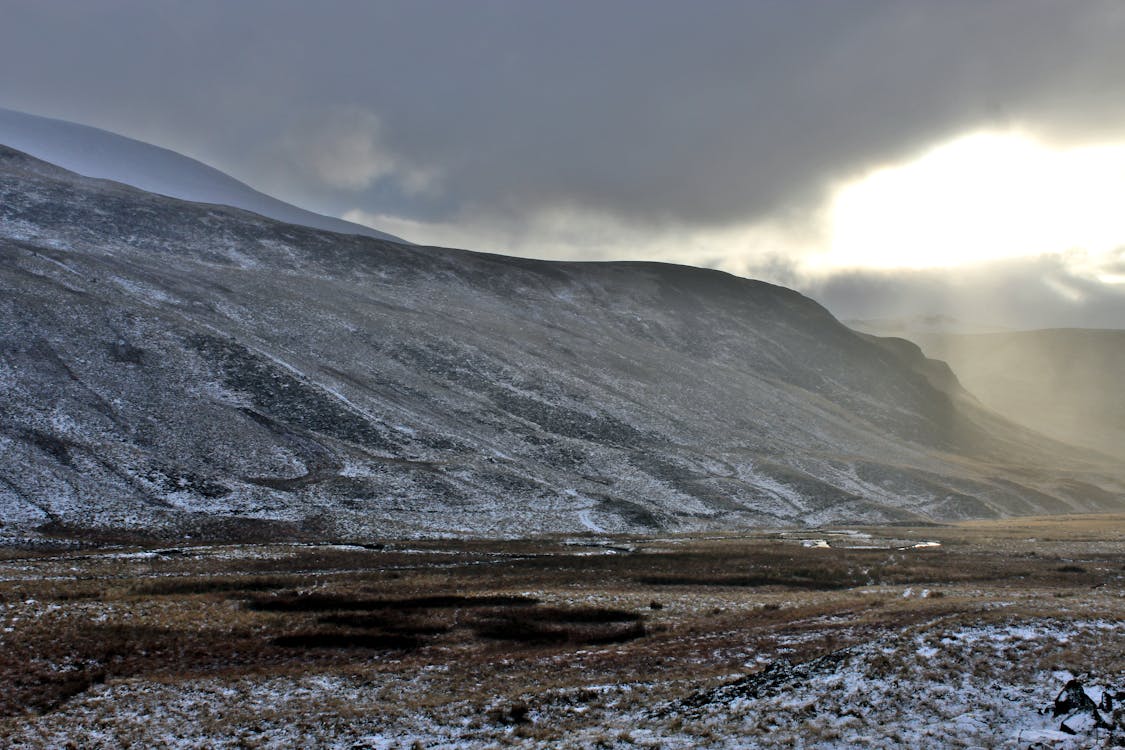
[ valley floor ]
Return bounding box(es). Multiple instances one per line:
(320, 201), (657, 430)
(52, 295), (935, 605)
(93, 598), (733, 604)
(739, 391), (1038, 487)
(0, 515), (1123, 748)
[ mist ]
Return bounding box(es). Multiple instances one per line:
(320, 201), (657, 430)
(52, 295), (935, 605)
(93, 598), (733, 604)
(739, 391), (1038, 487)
(801, 254), (1125, 331)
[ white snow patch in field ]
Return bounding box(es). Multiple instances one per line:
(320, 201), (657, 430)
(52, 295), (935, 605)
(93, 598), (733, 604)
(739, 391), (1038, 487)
(1, 618), (1120, 749)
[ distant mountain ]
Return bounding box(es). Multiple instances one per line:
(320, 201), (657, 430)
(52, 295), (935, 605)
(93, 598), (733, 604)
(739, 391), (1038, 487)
(1, 145), (1121, 542)
(847, 315), (1013, 336)
(0, 106), (405, 243)
(909, 329), (1125, 462)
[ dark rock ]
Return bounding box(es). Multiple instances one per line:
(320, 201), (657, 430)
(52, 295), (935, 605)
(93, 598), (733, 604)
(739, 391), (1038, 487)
(1052, 678), (1114, 735)
(1053, 679), (1098, 717)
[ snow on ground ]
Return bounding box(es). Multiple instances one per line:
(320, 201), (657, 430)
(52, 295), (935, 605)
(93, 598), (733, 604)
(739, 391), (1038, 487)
(4, 618), (1120, 748)
(674, 619), (1123, 748)
(577, 508), (606, 534)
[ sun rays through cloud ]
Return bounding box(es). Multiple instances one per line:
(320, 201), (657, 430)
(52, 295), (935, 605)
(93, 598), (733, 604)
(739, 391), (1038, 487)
(815, 132), (1125, 272)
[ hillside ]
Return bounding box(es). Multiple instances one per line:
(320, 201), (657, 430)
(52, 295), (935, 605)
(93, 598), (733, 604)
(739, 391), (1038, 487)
(1, 145), (1121, 542)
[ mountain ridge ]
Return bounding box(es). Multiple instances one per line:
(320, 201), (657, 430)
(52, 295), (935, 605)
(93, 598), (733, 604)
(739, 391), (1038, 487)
(0, 106), (405, 243)
(1, 144), (1121, 543)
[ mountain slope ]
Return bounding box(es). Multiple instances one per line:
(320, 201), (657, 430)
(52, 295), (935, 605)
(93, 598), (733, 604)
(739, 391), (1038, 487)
(0, 106), (405, 243)
(1, 146), (1121, 542)
(909, 329), (1125, 462)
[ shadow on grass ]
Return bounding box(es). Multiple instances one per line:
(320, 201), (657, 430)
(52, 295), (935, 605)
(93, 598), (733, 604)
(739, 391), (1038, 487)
(636, 574), (852, 590)
(248, 593), (540, 613)
(271, 632), (422, 650)
(469, 606), (647, 645)
(132, 576), (297, 596)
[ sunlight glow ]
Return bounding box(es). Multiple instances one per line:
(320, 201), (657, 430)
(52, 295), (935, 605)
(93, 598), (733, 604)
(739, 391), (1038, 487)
(815, 132), (1125, 271)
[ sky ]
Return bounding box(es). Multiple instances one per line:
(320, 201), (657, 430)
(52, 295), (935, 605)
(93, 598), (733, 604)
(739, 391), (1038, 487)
(2, 0), (1124, 328)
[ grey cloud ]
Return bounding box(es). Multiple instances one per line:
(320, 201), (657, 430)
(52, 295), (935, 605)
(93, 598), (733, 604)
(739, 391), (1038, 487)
(1099, 247), (1125, 276)
(2, 1), (1124, 230)
(266, 107), (437, 195)
(799, 256), (1125, 330)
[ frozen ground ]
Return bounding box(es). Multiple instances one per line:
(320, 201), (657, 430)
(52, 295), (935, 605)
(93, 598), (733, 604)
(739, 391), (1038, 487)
(0, 517), (1121, 748)
(4, 617), (1120, 748)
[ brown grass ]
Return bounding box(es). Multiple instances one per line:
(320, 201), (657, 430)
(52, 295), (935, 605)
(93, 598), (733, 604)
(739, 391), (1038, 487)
(0, 516), (1121, 730)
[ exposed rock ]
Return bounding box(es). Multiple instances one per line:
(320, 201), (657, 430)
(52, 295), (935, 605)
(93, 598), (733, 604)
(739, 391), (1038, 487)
(1051, 678), (1115, 737)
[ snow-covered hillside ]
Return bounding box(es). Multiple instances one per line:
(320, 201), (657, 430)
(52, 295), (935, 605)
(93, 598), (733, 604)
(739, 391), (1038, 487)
(0, 145), (1121, 542)
(0, 107), (404, 243)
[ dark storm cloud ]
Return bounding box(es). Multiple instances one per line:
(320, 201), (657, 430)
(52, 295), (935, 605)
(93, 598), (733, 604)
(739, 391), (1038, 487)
(2, 0), (1124, 228)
